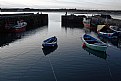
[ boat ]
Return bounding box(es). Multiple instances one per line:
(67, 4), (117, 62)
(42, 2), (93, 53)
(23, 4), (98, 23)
(42, 36), (57, 47)
(110, 26), (121, 33)
(83, 18), (91, 28)
(10, 20), (27, 33)
(97, 25), (117, 39)
(83, 17), (97, 31)
(110, 26), (121, 37)
(83, 47), (107, 60)
(82, 34), (108, 52)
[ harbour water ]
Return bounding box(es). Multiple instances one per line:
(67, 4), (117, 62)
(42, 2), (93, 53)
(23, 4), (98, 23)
(0, 12), (121, 81)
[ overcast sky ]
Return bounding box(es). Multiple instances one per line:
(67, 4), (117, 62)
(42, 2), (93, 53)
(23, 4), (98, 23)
(0, 0), (121, 10)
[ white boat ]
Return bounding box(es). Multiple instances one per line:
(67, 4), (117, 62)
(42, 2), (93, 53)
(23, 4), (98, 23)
(82, 34), (108, 52)
(10, 20), (27, 33)
(110, 26), (121, 33)
(83, 18), (91, 28)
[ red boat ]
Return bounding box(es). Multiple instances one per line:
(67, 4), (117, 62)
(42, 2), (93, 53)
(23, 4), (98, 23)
(83, 18), (91, 28)
(83, 18), (97, 31)
(10, 20), (27, 33)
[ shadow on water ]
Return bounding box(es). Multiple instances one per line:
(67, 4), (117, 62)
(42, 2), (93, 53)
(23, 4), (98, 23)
(61, 23), (84, 29)
(0, 33), (24, 47)
(0, 26), (48, 48)
(61, 23), (84, 34)
(42, 45), (58, 56)
(83, 47), (107, 60)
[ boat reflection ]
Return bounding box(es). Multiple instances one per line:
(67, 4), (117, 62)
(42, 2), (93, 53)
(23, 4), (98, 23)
(83, 47), (107, 60)
(42, 45), (58, 56)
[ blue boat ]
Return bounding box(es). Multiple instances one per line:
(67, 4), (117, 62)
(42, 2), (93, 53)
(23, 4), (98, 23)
(110, 26), (121, 33)
(110, 26), (121, 37)
(42, 36), (57, 47)
(82, 34), (108, 52)
(97, 25), (118, 39)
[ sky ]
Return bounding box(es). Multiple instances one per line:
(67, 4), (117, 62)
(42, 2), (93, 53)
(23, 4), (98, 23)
(0, 0), (121, 10)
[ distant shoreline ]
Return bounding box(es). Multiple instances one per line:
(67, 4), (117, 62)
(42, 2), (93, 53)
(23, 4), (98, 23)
(1, 8), (121, 14)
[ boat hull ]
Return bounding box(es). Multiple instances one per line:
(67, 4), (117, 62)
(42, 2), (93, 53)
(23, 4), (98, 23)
(85, 42), (107, 52)
(98, 32), (118, 39)
(10, 26), (26, 33)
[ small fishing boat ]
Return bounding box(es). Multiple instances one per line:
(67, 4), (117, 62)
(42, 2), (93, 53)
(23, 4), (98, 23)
(97, 25), (117, 39)
(42, 36), (57, 47)
(83, 18), (91, 28)
(82, 34), (108, 52)
(110, 26), (121, 33)
(10, 20), (27, 33)
(83, 17), (97, 31)
(110, 26), (121, 37)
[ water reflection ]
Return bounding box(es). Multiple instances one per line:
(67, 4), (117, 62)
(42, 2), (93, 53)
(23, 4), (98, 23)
(61, 23), (84, 29)
(62, 23), (84, 28)
(83, 47), (107, 60)
(83, 27), (92, 34)
(42, 45), (58, 56)
(61, 23), (84, 34)
(0, 33), (24, 47)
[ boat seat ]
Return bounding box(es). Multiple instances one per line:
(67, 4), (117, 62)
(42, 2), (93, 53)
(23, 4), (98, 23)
(86, 40), (98, 44)
(84, 37), (91, 40)
(48, 39), (54, 43)
(94, 43), (106, 46)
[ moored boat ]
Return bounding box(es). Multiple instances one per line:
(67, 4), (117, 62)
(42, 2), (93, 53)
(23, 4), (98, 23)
(10, 20), (27, 33)
(42, 36), (57, 47)
(82, 34), (108, 52)
(110, 26), (121, 33)
(83, 17), (97, 31)
(110, 26), (121, 37)
(97, 25), (117, 39)
(83, 18), (91, 28)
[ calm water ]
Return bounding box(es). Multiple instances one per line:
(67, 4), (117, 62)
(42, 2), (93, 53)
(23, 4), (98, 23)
(0, 13), (121, 81)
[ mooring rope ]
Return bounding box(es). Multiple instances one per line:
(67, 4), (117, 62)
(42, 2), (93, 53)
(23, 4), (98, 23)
(48, 56), (58, 81)
(106, 60), (113, 81)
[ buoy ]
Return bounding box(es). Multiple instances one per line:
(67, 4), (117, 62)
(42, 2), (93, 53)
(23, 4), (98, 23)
(82, 43), (86, 48)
